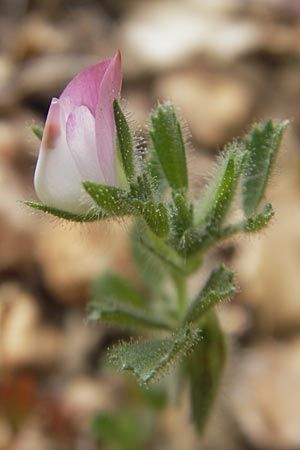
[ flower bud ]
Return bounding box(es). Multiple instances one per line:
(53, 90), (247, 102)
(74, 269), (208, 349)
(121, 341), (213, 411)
(34, 52), (122, 214)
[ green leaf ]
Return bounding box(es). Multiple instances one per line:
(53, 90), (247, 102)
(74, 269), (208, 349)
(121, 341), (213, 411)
(113, 99), (135, 181)
(203, 154), (236, 234)
(184, 265), (236, 324)
(132, 200), (169, 238)
(91, 411), (150, 450)
(130, 223), (167, 292)
(244, 202), (274, 232)
(218, 203), (275, 240)
(92, 272), (145, 308)
(242, 119), (289, 217)
(109, 325), (200, 383)
(187, 312), (226, 434)
(147, 148), (169, 195)
(150, 102), (188, 190)
(137, 384), (168, 411)
(194, 145), (247, 251)
(170, 190), (193, 240)
(23, 201), (101, 222)
(31, 124), (43, 140)
(83, 181), (131, 216)
(88, 301), (172, 331)
(181, 150), (242, 256)
(195, 146), (235, 227)
(138, 229), (194, 275)
(129, 174), (154, 203)
(209, 155), (235, 228)
(176, 227), (203, 257)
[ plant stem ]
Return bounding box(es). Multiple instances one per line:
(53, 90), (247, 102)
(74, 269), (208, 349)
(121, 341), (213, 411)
(172, 271), (187, 318)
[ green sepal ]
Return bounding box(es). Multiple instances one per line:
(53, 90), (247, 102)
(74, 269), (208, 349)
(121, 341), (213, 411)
(88, 301), (172, 331)
(132, 200), (169, 238)
(113, 98), (135, 181)
(91, 272), (145, 309)
(23, 201), (101, 222)
(150, 102), (188, 190)
(184, 265), (236, 325)
(109, 325), (201, 384)
(187, 312), (226, 434)
(242, 119), (289, 217)
(83, 181), (131, 216)
(31, 124), (43, 141)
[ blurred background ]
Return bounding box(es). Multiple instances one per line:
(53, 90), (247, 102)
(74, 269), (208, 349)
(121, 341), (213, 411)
(1, 0), (300, 449)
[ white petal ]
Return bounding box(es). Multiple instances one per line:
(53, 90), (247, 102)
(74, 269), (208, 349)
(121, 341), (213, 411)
(66, 105), (104, 182)
(34, 99), (95, 214)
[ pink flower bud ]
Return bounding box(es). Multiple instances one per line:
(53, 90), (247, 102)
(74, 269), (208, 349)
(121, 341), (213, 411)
(34, 52), (122, 214)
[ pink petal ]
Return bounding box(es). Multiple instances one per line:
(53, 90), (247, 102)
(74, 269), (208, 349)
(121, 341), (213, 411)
(95, 51), (122, 185)
(59, 57), (112, 118)
(34, 98), (95, 214)
(66, 105), (104, 182)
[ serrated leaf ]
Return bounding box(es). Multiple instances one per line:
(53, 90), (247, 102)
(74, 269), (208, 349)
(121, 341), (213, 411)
(109, 326), (200, 383)
(113, 99), (135, 181)
(31, 124), (43, 140)
(88, 301), (172, 331)
(23, 201), (101, 222)
(184, 265), (236, 324)
(242, 119), (289, 217)
(150, 102), (188, 190)
(83, 181), (131, 216)
(92, 272), (145, 308)
(187, 312), (226, 434)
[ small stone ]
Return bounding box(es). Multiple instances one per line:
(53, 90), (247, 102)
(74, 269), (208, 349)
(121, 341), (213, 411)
(12, 14), (72, 60)
(61, 376), (121, 428)
(230, 338), (300, 450)
(119, 2), (262, 76)
(4, 54), (101, 104)
(34, 220), (133, 304)
(0, 419), (12, 449)
(0, 283), (62, 370)
(235, 168), (300, 333)
(12, 421), (57, 450)
(0, 162), (36, 272)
